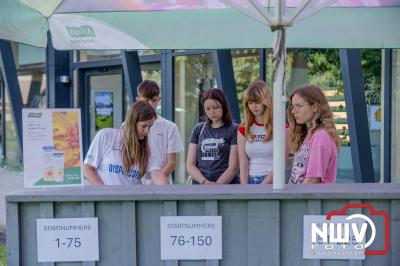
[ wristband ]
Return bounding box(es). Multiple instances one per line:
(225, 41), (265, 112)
(201, 179), (207, 184)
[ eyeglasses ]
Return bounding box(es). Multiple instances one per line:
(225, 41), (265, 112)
(290, 103), (310, 111)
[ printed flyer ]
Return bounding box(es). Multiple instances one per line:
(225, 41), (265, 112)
(22, 108), (84, 188)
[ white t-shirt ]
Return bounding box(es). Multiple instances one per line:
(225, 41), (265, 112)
(146, 116), (184, 180)
(238, 121), (273, 176)
(84, 128), (141, 185)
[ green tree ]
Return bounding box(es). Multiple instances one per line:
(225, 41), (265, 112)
(298, 49), (381, 103)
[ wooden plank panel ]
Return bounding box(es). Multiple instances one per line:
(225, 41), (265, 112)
(136, 201), (163, 266)
(205, 200), (219, 266)
(176, 201), (205, 266)
(177, 201), (205, 266)
(307, 200), (321, 266)
(247, 200), (279, 266)
(82, 202), (96, 266)
(219, 201), (247, 266)
(271, 200), (280, 266)
(122, 201), (137, 266)
(363, 200), (390, 266)
(6, 202), (20, 266)
(281, 200), (308, 266)
(391, 200), (400, 266)
(178, 201), (205, 216)
(53, 202), (95, 266)
(321, 200), (348, 266)
(163, 201), (178, 266)
(347, 200), (362, 266)
(20, 203), (40, 266)
(40, 202), (55, 266)
(96, 202), (123, 266)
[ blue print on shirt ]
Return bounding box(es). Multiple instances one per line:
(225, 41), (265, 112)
(108, 164), (139, 180)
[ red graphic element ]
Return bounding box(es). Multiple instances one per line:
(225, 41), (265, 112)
(326, 203), (390, 256)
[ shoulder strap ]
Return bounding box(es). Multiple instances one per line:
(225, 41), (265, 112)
(199, 122), (206, 137)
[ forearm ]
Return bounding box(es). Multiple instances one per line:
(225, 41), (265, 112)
(150, 170), (169, 185)
(239, 163), (249, 184)
(216, 167), (237, 184)
(187, 164), (208, 183)
(84, 164), (104, 185)
(261, 174), (273, 184)
(161, 161), (175, 177)
(303, 177), (322, 184)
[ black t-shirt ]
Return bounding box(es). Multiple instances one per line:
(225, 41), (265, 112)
(189, 122), (239, 184)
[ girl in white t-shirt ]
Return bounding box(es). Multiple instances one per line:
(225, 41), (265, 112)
(84, 101), (156, 185)
(238, 80), (288, 184)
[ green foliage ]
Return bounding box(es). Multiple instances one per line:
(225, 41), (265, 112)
(232, 49), (294, 121)
(0, 245), (6, 266)
(298, 49), (381, 103)
(0, 159), (22, 171)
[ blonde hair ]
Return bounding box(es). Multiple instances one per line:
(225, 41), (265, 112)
(287, 85), (340, 152)
(121, 101), (156, 177)
(243, 80), (273, 142)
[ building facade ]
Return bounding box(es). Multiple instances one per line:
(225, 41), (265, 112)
(0, 43), (398, 183)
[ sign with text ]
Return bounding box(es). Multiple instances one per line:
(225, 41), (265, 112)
(160, 216), (222, 260)
(37, 218), (99, 262)
(22, 108), (84, 188)
(303, 215), (366, 260)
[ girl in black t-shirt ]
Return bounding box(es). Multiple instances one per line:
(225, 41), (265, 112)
(186, 89), (239, 184)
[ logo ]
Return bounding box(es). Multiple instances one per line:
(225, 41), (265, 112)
(303, 203), (390, 259)
(66, 25), (96, 38)
(28, 112), (42, 118)
(324, 203), (389, 255)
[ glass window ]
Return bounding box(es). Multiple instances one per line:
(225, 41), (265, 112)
(4, 88), (21, 166)
(123, 63), (161, 118)
(79, 50), (121, 62)
(18, 72), (47, 108)
(285, 49), (382, 183)
(138, 50), (161, 56)
(16, 44), (46, 67)
(232, 49), (260, 121)
(174, 53), (214, 183)
(391, 49), (400, 182)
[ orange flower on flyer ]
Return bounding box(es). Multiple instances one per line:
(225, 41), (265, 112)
(52, 112), (81, 168)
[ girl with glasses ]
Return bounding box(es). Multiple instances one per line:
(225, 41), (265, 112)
(288, 85), (340, 184)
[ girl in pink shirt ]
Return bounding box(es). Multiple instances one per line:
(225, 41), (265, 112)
(287, 85), (340, 184)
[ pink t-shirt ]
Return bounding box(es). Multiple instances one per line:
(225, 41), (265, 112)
(289, 129), (337, 184)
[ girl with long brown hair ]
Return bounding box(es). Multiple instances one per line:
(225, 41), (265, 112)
(288, 85), (340, 184)
(237, 80), (277, 184)
(84, 101), (156, 185)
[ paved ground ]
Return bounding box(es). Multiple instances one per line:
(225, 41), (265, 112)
(0, 168), (23, 228)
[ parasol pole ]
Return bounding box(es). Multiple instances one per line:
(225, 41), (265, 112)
(272, 0), (287, 190)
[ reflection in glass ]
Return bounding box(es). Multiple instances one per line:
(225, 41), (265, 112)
(392, 49), (400, 182)
(79, 50), (121, 62)
(174, 54), (214, 183)
(232, 49), (260, 121)
(4, 89), (20, 166)
(124, 63), (161, 117)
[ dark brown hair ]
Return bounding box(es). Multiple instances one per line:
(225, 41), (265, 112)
(137, 80), (160, 100)
(201, 88), (233, 126)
